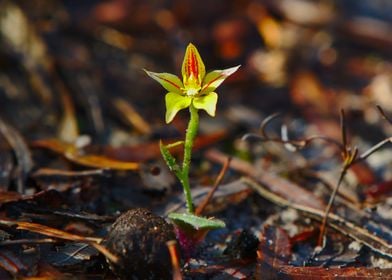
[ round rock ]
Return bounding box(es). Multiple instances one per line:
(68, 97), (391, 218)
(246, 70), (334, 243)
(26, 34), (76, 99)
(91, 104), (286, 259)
(105, 208), (175, 280)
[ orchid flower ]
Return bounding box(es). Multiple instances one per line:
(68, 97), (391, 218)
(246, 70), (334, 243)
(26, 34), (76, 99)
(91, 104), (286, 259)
(143, 43), (239, 237)
(145, 43), (240, 123)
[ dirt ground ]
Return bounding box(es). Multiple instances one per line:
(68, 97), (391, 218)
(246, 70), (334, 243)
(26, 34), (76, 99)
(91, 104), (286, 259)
(0, 0), (391, 279)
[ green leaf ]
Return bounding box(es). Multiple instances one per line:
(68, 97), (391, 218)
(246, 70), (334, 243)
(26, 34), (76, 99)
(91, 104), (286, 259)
(200, 65), (240, 95)
(165, 141), (184, 149)
(168, 212), (225, 230)
(144, 70), (183, 95)
(159, 141), (181, 175)
(165, 92), (192, 123)
(193, 92), (218, 117)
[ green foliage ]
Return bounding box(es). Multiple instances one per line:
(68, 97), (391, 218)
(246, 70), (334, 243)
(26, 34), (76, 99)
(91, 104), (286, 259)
(159, 141), (181, 176)
(168, 212), (225, 231)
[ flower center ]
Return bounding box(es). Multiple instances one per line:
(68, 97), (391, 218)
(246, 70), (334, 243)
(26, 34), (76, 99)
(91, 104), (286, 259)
(183, 74), (201, 96)
(185, 87), (199, 96)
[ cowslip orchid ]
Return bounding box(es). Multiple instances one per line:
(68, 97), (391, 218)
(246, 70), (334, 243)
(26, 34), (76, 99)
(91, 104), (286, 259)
(145, 43), (240, 123)
(144, 43), (239, 243)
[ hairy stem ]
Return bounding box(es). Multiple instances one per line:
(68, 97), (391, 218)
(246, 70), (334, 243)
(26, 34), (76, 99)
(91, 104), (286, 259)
(181, 104), (199, 213)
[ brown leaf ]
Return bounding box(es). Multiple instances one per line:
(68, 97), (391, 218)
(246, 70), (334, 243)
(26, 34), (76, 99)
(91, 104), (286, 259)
(104, 130), (228, 162)
(256, 226), (291, 279)
(32, 139), (77, 155)
(0, 191), (23, 205)
(258, 226), (291, 267)
(67, 154), (139, 170)
(0, 219), (118, 264)
(364, 179), (392, 202)
(32, 139), (139, 170)
(277, 266), (392, 279)
(289, 228), (318, 244)
(257, 226), (392, 279)
(350, 163), (376, 186)
(0, 220), (101, 243)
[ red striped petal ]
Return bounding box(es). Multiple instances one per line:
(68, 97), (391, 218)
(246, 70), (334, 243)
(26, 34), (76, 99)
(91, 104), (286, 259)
(181, 43), (205, 86)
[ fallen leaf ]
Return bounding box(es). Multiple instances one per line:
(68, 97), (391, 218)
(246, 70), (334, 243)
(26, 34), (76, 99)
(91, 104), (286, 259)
(32, 139), (139, 170)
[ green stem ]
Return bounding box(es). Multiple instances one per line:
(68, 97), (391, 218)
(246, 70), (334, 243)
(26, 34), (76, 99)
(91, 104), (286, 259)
(181, 104), (199, 213)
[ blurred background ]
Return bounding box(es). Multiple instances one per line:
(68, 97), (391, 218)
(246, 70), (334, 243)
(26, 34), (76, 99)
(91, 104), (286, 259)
(0, 0), (391, 142)
(0, 0), (391, 195)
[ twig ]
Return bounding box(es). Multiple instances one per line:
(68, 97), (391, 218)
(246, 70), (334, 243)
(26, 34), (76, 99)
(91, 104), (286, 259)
(317, 166), (348, 246)
(356, 137), (392, 162)
(318, 110), (351, 245)
(242, 112), (343, 151)
(195, 157), (231, 216)
(377, 105), (392, 124)
(54, 243), (90, 265)
(0, 238), (57, 246)
(241, 111), (392, 247)
(261, 112), (281, 138)
(32, 168), (106, 178)
(166, 240), (182, 280)
(341, 109), (348, 152)
(243, 177), (392, 258)
(318, 109), (390, 245)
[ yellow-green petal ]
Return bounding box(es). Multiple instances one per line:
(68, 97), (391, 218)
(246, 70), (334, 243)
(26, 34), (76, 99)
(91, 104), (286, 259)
(165, 92), (192, 123)
(193, 92), (218, 117)
(144, 69), (183, 95)
(181, 43), (205, 87)
(200, 65), (240, 95)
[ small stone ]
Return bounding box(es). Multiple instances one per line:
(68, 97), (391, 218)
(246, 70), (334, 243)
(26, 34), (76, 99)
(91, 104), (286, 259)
(105, 208), (176, 280)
